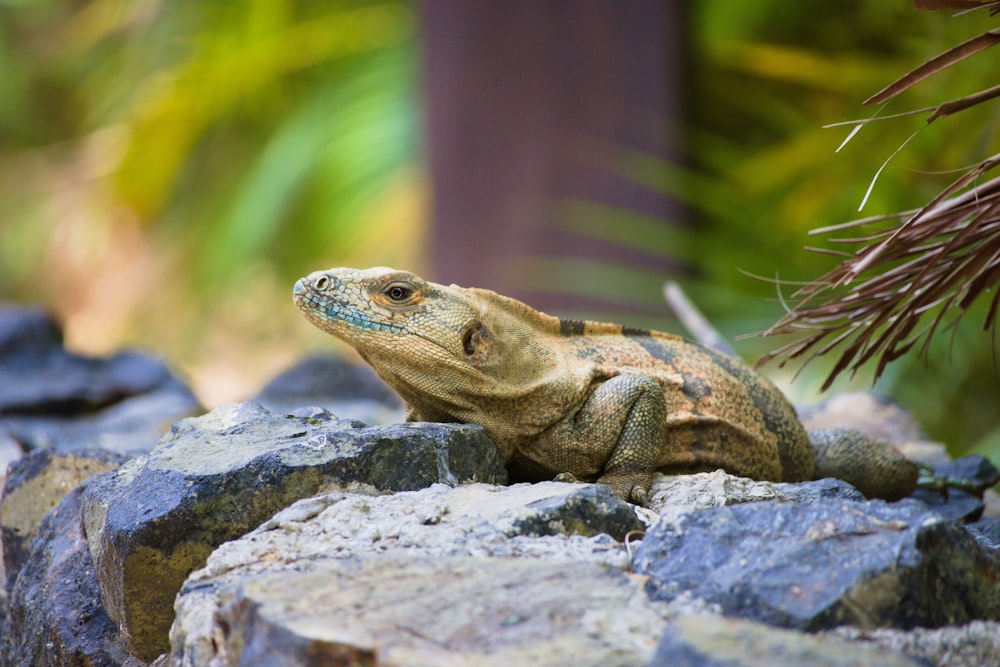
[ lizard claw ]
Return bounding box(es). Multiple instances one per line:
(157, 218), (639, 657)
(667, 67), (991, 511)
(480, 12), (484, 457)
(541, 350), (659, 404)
(630, 486), (650, 508)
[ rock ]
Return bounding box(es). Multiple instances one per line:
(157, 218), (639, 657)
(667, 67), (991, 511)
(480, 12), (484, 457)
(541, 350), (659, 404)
(511, 483), (646, 540)
(827, 621), (1000, 667)
(651, 614), (922, 667)
(200, 482), (641, 574)
(634, 497), (1000, 630)
(82, 401), (507, 662)
(965, 517), (1000, 549)
(907, 455), (1000, 523)
(0, 431), (23, 481)
(180, 557), (664, 667)
(0, 308), (201, 458)
(255, 354), (404, 424)
(932, 454), (1000, 494)
(3, 481), (128, 667)
(910, 488), (984, 523)
(167, 482), (664, 666)
(797, 392), (926, 444)
(648, 470), (863, 514)
(1, 449), (124, 590)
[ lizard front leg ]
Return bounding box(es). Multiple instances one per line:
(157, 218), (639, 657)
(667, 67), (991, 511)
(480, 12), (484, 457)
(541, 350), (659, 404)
(566, 374), (667, 506)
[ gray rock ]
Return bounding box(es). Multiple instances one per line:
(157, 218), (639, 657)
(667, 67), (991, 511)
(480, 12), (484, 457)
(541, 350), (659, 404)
(907, 454), (1000, 523)
(797, 392), (926, 444)
(650, 614), (922, 667)
(168, 482), (664, 667)
(827, 621), (1000, 667)
(181, 557), (665, 667)
(634, 497), (1000, 630)
(648, 470), (864, 514)
(965, 516), (1000, 549)
(3, 481), (128, 667)
(0, 308), (201, 458)
(931, 454), (1000, 493)
(82, 401), (506, 662)
(255, 354), (404, 424)
(2, 449), (124, 590)
(200, 482), (641, 574)
(910, 487), (985, 523)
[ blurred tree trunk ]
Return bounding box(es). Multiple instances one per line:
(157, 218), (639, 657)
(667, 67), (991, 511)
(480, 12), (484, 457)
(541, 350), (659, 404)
(418, 0), (687, 314)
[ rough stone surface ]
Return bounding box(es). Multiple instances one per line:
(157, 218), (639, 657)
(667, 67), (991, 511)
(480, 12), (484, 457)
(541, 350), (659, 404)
(634, 496), (1000, 631)
(255, 353), (405, 424)
(168, 482), (662, 667)
(966, 516), (1000, 549)
(648, 470), (864, 514)
(2, 449), (124, 590)
(197, 482), (642, 574)
(2, 481), (128, 667)
(198, 558), (664, 667)
(651, 614), (922, 667)
(0, 308), (201, 458)
(827, 621), (1000, 667)
(82, 401), (507, 661)
(910, 487), (985, 523)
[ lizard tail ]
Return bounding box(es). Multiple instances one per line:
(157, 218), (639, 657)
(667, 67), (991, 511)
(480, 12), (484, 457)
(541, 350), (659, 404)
(807, 428), (919, 501)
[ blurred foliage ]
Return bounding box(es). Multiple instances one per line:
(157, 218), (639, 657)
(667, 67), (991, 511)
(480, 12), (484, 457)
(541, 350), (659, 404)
(0, 0), (422, 404)
(1, 0), (998, 460)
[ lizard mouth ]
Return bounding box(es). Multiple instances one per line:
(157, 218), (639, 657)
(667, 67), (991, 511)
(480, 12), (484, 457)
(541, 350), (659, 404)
(293, 275), (461, 359)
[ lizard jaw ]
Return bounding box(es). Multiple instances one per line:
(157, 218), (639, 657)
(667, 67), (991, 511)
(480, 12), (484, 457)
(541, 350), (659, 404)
(293, 278), (407, 337)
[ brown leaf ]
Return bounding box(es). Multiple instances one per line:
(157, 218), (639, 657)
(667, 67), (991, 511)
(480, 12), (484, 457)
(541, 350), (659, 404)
(864, 29), (1000, 105)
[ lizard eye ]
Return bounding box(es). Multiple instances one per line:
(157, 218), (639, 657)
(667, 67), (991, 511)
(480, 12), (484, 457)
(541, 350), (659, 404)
(384, 284), (413, 302)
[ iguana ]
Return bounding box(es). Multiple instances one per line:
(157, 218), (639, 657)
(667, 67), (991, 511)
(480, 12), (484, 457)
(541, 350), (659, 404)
(293, 267), (932, 506)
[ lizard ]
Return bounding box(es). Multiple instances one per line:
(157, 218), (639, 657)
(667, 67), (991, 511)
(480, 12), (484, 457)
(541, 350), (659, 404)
(293, 266), (932, 506)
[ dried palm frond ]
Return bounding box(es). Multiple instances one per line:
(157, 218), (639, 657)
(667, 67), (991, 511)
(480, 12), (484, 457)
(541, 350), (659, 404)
(758, 1), (1000, 389)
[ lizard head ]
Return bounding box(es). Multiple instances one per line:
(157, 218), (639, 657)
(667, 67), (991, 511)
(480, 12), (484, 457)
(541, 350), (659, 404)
(293, 267), (559, 419)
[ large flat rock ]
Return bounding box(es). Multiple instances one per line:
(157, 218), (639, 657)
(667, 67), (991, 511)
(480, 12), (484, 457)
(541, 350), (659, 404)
(167, 482), (661, 666)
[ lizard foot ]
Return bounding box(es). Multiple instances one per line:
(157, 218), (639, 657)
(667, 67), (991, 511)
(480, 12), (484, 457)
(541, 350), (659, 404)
(596, 471), (652, 508)
(553, 472), (581, 484)
(916, 462), (999, 497)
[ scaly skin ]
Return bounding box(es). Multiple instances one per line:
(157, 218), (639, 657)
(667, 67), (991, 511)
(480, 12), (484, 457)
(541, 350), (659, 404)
(293, 267), (920, 505)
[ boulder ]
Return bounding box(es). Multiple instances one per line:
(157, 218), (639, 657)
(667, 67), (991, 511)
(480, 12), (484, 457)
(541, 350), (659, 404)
(826, 621), (1000, 667)
(651, 614), (922, 667)
(0, 308), (200, 458)
(2, 449), (124, 590)
(634, 497), (1000, 631)
(3, 481), (128, 666)
(167, 482), (663, 666)
(82, 401), (507, 661)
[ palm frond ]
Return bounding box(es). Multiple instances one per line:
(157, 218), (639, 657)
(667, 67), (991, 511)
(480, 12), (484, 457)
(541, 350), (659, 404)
(759, 2), (1000, 387)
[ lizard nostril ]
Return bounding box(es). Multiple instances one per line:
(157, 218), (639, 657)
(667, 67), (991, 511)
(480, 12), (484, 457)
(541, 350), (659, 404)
(315, 275), (331, 291)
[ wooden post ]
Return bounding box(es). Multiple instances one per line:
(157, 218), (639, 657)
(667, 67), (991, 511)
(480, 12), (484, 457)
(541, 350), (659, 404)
(419, 0), (686, 315)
